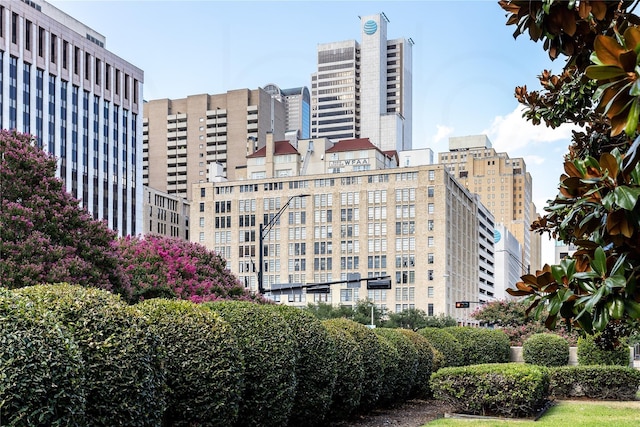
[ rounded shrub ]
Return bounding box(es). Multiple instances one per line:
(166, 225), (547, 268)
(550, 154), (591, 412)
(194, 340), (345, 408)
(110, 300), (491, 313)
(271, 305), (337, 427)
(374, 328), (418, 406)
(523, 333), (569, 367)
(417, 327), (464, 367)
(206, 301), (296, 427)
(325, 318), (384, 411)
(322, 319), (365, 420)
(16, 283), (166, 426)
(373, 332), (401, 407)
(137, 299), (243, 427)
(0, 288), (86, 426)
(398, 329), (435, 398)
(445, 326), (510, 365)
(577, 334), (630, 366)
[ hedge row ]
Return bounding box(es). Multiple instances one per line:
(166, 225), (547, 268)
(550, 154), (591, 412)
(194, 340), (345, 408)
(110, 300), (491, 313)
(430, 363), (550, 418)
(1, 284), (443, 426)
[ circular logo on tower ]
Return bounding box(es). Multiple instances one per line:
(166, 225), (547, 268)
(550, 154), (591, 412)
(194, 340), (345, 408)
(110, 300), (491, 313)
(363, 20), (378, 35)
(494, 229), (502, 244)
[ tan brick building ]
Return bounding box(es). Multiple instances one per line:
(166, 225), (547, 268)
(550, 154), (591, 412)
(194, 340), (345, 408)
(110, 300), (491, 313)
(439, 135), (537, 276)
(191, 136), (490, 323)
(142, 89), (285, 200)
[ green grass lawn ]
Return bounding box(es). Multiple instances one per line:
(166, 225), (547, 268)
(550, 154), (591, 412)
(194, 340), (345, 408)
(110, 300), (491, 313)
(426, 400), (640, 427)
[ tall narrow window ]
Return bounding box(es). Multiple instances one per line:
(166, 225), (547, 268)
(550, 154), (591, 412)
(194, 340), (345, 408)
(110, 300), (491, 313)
(73, 46), (80, 75)
(11, 12), (17, 44)
(38, 26), (44, 57)
(24, 20), (31, 51)
(84, 52), (90, 80)
(95, 58), (101, 85)
(50, 34), (57, 64)
(62, 40), (68, 69)
(105, 64), (110, 90)
(22, 63), (30, 134)
(9, 56), (16, 129)
(115, 69), (120, 95)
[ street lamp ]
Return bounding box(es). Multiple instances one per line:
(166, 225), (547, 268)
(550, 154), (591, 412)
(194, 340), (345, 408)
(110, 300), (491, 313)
(258, 193), (310, 294)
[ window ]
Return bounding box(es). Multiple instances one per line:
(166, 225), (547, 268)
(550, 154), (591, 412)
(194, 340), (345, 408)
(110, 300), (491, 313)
(428, 204), (434, 214)
(428, 253), (434, 264)
(428, 237), (434, 247)
(200, 187), (205, 197)
(38, 26), (44, 57)
(50, 34), (57, 64)
(74, 47), (80, 75)
(428, 286), (434, 298)
(428, 303), (434, 316)
(199, 202), (205, 212)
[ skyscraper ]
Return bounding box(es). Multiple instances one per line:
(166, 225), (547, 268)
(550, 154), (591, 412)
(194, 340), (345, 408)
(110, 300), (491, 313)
(311, 13), (412, 152)
(0, 0), (144, 236)
(439, 135), (536, 275)
(143, 89), (285, 201)
(263, 84), (310, 140)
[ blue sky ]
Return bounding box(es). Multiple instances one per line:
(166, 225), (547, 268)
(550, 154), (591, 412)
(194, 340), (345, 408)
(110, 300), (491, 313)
(49, 0), (577, 263)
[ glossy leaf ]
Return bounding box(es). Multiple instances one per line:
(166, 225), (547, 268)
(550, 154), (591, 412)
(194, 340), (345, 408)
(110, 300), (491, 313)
(612, 186), (640, 210)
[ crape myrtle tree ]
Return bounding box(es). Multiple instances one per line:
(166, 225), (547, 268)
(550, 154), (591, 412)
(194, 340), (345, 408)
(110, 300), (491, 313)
(117, 235), (264, 304)
(0, 130), (129, 296)
(499, 1), (640, 348)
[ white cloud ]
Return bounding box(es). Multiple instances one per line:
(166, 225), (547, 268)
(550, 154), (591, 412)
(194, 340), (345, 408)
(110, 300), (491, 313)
(482, 105), (578, 153)
(431, 125), (454, 144)
(523, 154), (545, 166)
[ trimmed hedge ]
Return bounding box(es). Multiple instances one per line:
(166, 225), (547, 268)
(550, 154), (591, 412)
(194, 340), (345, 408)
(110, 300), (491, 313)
(430, 363), (550, 418)
(374, 328), (418, 406)
(325, 318), (384, 411)
(137, 299), (243, 427)
(445, 326), (510, 365)
(206, 301), (296, 427)
(577, 334), (630, 366)
(16, 284), (166, 426)
(417, 327), (463, 367)
(398, 329), (435, 398)
(322, 319), (365, 420)
(523, 333), (569, 367)
(272, 305), (337, 427)
(0, 288), (86, 426)
(550, 366), (640, 400)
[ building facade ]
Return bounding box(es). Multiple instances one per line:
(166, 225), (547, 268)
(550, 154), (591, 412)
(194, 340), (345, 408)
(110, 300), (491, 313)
(143, 89), (285, 201)
(493, 223), (524, 300)
(263, 83), (310, 140)
(439, 135), (536, 276)
(1, 0), (144, 236)
(192, 137), (489, 324)
(143, 186), (190, 240)
(311, 13), (412, 152)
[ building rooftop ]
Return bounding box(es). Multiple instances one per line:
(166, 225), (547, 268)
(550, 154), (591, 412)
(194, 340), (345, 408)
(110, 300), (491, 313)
(246, 140), (299, 158)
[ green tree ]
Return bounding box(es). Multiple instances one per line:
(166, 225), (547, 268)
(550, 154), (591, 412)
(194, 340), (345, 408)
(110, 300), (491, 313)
(499, 1), (640, 346)
(0, 130), (128, 296)
(386, 309), (456, 330)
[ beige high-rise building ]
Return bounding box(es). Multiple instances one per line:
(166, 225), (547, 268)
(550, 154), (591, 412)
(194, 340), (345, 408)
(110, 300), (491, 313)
(143, 89), (285, 200)
(191, 136), (491, 324)
(142, 186), (190, 240)
(439, 135), (536, 274)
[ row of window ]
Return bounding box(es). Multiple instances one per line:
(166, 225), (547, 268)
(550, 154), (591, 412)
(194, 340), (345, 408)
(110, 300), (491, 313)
(1, 7), (139, 101)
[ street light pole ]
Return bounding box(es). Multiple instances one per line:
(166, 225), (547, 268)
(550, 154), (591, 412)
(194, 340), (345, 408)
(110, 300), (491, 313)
(258, 193), (310, 294)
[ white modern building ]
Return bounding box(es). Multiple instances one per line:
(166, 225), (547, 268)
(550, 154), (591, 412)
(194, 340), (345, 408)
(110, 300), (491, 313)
(0, 0), (144, 236)
(494, 223), (525, 300)
(311, 13), (412, 152)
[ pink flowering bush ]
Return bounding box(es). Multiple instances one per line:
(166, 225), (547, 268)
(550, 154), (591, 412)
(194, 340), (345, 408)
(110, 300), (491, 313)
(117, 235), (263, 304)
(0, 130), (129, 296)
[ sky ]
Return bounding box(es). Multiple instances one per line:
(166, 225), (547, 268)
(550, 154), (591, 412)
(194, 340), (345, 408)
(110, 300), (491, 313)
(48, 0), (579, 264)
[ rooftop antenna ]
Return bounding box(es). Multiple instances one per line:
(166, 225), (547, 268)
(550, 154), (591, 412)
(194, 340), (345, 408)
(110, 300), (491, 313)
(381, 11), (390, 22)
